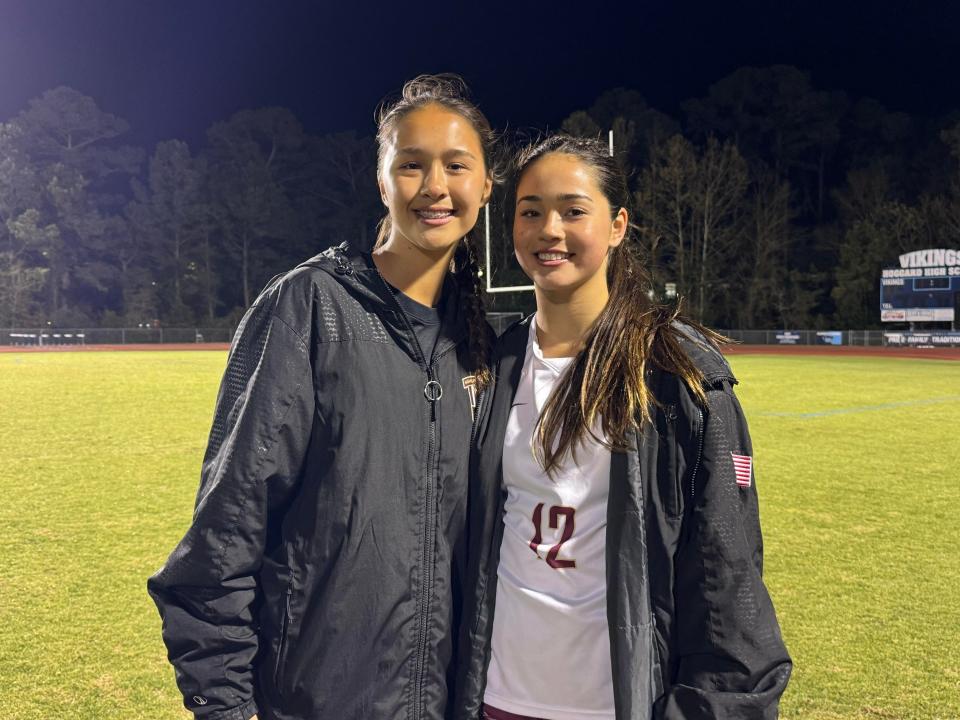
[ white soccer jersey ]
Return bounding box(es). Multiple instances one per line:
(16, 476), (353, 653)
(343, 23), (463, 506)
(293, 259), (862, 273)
(483, 317), (614, 720)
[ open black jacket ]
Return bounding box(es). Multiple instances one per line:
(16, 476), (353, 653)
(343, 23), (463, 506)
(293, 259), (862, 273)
(455, 316), (792, 720)
(148, 243), (482, 720)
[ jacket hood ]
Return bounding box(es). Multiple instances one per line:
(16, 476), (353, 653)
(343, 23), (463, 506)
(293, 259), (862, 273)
(297, 241), (469, 356)
(673, 322), (737, 385)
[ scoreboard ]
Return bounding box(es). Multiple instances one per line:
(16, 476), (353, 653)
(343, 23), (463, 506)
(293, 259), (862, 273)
(880, 248), (960, 323)
(880, 275), (959, 322)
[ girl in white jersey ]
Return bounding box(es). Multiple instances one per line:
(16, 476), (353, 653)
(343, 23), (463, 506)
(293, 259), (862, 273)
(455, 135), (791, 720)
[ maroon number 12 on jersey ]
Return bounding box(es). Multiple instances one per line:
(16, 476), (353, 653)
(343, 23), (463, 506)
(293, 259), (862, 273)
(529, 503), (576, 569)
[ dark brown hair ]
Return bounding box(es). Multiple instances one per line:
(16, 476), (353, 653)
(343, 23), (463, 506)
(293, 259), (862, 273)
(375, 74), (503, 388)
(507, 134), (728, 473)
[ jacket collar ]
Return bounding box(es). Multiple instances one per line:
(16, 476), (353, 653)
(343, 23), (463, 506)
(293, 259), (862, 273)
(474, 315), (531, 453)
(298, 241), (469, 362)
(673, 322), (738, 385)
(493, 313), (533, 367)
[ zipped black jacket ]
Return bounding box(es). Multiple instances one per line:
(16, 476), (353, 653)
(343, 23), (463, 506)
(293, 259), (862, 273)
(148, 243), (483, 720)
(456, 316), (792, 720)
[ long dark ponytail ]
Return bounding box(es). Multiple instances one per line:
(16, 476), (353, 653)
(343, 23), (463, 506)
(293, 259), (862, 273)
(374, 74), (503, 388)
(506, 135), (728, 474)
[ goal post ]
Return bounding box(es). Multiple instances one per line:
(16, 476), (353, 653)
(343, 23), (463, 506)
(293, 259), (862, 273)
(482, 130), (614, 294)
(482, 204), (534, 294)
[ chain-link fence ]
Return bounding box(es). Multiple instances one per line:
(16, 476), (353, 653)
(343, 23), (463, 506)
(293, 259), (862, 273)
(5, 325), (955, 348)
(3, 320), (526, 347)
(1, 327), (235, 347)
(718, 329), (886, 346)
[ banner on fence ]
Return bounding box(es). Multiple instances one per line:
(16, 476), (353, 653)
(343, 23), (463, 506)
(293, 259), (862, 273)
(775, 331), (801, 345)
(884, 331), (960, 347)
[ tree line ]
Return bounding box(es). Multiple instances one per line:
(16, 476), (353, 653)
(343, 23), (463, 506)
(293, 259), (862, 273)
(2, 66), (960, 330)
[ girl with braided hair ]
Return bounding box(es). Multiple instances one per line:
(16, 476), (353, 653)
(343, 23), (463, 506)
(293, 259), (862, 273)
(149, 74), (500, 720)
(372, 74), (498, 390)
(456, 135), (791, 720)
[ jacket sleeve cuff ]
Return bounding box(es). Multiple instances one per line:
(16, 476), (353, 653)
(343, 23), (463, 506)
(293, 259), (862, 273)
(655, 661), (791, 719)
(193, 697), (258, 720)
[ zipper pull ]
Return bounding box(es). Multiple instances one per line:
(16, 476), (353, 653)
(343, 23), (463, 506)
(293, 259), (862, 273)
(424, 380), (443, 402)
(424, 376), (442, 423)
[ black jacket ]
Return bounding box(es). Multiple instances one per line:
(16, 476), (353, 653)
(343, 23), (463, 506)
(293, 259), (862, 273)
(455, 316), (791, 720)
(148, 243), (482, 720)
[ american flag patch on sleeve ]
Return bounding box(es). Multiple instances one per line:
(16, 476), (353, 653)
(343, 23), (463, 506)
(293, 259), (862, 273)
(731, 453), (753, 487)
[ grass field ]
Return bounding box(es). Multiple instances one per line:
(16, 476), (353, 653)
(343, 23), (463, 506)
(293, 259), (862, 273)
(1, 350), (958, 719)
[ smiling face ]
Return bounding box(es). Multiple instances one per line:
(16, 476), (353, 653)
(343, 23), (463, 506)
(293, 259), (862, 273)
(513, 152), (627, 299)
(378, 104), (493, 259)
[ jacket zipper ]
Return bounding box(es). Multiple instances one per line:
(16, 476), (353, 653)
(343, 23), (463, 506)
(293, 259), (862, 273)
(369, 261), (451, 720)
(415, 388), (436, 720)
(688, 407), (705, 503)
(465, 355), (499, 640)
(273, 586), (293, 696)
(414, 344), (462, 716)
(469, 385), (487, 446)
(664, 403), (682, 512)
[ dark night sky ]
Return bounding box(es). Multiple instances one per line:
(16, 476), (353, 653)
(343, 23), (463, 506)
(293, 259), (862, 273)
(2, 0), (960, 148)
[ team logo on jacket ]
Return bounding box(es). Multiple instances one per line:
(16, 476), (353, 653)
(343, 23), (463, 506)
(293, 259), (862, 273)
(462, 375), (478, 420)
(731, 453), (753, 487)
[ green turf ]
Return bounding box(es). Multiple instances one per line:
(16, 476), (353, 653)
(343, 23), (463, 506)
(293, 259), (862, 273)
(730, 355), (960, 720)
(0, 351), (957, 719)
